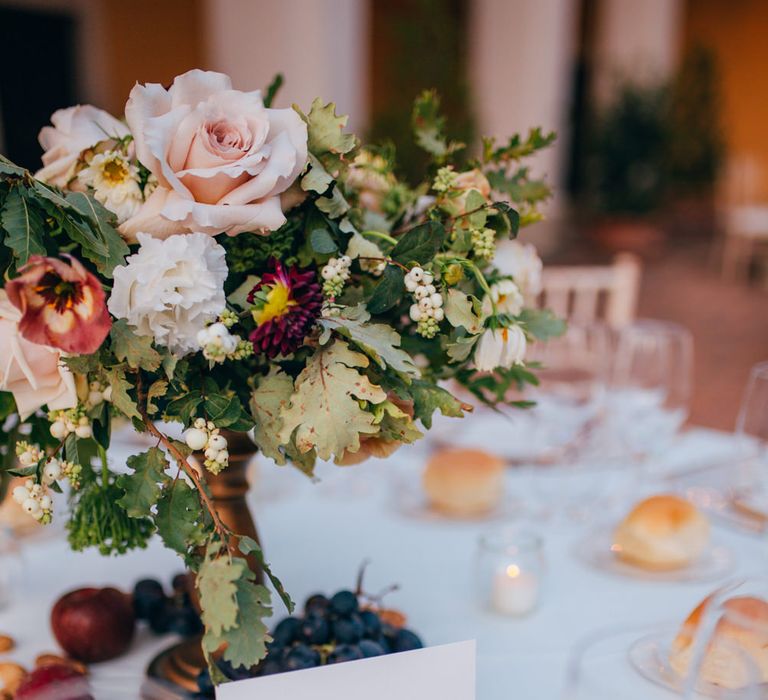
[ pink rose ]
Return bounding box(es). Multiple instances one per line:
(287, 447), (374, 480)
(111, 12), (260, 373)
(120, 69), (308, 239)
(36, 105), (130, 187)
(0, 291), (77, 420)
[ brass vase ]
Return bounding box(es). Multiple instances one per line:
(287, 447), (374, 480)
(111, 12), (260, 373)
(146, 430), (262, 694)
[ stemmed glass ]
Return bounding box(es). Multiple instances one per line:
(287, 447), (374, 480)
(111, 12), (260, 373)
(605, 320), (694, 462)
(736, 361), (768, 458)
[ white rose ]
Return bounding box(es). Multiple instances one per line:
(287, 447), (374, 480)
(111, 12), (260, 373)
(482, 279), (524, 318)
(493, 240), (543, 301)
(36, 105), (130, 187)
(120, 69), (308, 240)
(108, 233), (228, 355)
(474, 325), (527, 372)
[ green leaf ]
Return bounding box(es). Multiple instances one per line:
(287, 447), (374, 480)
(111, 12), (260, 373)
(278, 340), (387, 461)
(263, 73), (283, 108)
(198, 548), (240, 637)
(249, 369), (294, 465)
(298, 98), (357, 174)
(308, 223), (338, 254)
(1, 188), (46, 264)
(117, 447), (170, 518)
(489, 201), (520, 238)
(228, 275), (259, 310)
(517, 308), (567, 340)
(110, 320), (163, 372)
(367, 265), (405, 314)
(0, 392), (16, 421)
(411, 89), (465, 160)
(155, 480), (207, 554)
(146, 379), (169, 416)
(301, 154), (334, 194)
(322, 305), (419, 378)
(205, 393), (251, 430)
(446, 332), (480, 363)
(239, 535), (294, 613)
(64, 433), (80, 466)
(390, 221), (445, 265)
(220, 575), (272, 669)
(164, 390), (203, 426)
(314, 185), (350, 219)
(465, 190), (488, 228)
(410, 380), (468, 429)
(0, 155), (27, 176)
(108, 369), (141, 420)
(444, 289), (483, 334)
(63, 192), (129, 277)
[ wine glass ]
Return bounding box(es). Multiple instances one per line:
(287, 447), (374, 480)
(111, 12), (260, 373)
(606, 320), (694, 462)
(736, 361), (768, 458)
(563, 620), (762, 699)
(678, 577), (768, 700)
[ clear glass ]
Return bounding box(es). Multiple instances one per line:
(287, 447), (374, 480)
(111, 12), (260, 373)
(736, 361), (768, 457)
(605, 320), (694, 459)
(476, 527), (545, 617)
(563, 622), (761, 700)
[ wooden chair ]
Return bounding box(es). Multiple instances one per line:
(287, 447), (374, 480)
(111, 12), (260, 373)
(538, 253), (641, 327)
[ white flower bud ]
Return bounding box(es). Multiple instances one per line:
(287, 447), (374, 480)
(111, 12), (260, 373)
(49, 421), (67, 440)
(75, 424), (93, 439)
(207, 434), (227, 452)
(184, 428), (209, 452)
(430, 293), (443, 308)
(409, 304), (422, 322)
(12, 486), (30, 504)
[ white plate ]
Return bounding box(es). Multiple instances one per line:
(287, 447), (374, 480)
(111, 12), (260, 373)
(573, 526), (734, 583)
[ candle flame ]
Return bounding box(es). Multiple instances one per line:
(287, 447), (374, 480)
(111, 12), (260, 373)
(505, 564), (521, 579)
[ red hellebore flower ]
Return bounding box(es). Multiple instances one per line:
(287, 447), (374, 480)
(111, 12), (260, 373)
(6, 255), (111, 355)
(248, 259), (323, 358)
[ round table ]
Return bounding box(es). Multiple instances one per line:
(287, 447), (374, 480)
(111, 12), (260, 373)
(0, 426), (761, 699)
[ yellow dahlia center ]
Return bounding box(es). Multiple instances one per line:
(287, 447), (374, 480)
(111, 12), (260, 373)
(255, 282), (296, 325)
(101, 157), (130, 185)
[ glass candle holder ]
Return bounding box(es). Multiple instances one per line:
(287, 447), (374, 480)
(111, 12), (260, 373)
(476, 527), (545, 617)
(0, 526), (24, 610)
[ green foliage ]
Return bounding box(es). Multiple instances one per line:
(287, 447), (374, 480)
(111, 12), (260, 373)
(278, 340), (387, 460)
(390, 221), (445, 265)
(155, 480), (208, 555)
(409, 379), (467, 429)
(517, 308), (567, 341)
(110, 320), (163, 371)
(297, 98), (358, 176)
(443, 289), (483, 334)
(250, 369), (295, 465)
(263, 73), (284, 108)
(117, 447), (170, 517)
(367, 265), (405, 314)
(411, 90), (465, 161)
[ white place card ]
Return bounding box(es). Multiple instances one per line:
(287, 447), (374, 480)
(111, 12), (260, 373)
(216, 640), (476, 700)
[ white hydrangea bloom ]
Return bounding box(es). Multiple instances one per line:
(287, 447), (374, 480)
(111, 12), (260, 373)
(482, 279), (524, 318)
(77, 151), (143, 223)
(474, 325), (527, 372)
(108, 233), (228, 355)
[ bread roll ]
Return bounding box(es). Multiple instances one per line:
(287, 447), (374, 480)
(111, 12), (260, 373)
(612, 494), (710, 570)
(670, 595), (768, 689)
(422, 448), (504, 517)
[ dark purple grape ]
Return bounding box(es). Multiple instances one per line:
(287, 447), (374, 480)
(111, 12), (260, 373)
(304, 593), (329, 616)
(393, 628), (424, 652)
(329, 590), (359, 616)
(196, 668), (215, 696)
(284, 643), (321, 671)
(327, 644), (364, 664)
(300, 613), (330, 644)
(359, 639), (386, 658)
(171, 572), (189, 593)
(381, 622), (398, 646)
(133, 578), (165, 620)
(359, 610), (382, 639)
(271, 616), (302, 647)
(332, 614), (364, 644)
(169, 606), (203, 637)
(217, 658), (253, 681)
(148, 602), (174, 634)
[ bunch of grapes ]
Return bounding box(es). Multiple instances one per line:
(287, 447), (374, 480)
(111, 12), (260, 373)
(195, 589), (423, 694)
(132, 574), (203, 638)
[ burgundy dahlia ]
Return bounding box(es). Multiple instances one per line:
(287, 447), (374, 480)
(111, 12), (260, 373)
(247, 259), (323, 358)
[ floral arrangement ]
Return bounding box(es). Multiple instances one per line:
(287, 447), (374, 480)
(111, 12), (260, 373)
(0, 69), (560, 680)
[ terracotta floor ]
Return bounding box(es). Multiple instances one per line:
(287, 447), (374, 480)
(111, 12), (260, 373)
(635, 243), (768, 430)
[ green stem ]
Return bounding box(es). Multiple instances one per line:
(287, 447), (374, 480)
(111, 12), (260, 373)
(98, 444), (109, 485)
(443, 256), (497, 316)
(361, 230), (398, 246)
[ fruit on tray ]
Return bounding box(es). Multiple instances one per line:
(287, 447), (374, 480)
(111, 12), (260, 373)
(15, 664), (91, 700)
(51, 588), (135, 663)
(195, 585), (424, 694)
(132, 573), (203, 638)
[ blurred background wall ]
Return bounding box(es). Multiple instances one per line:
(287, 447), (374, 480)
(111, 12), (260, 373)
(0, 0), (766, 429)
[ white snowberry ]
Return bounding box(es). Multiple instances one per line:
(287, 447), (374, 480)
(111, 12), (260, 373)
(184, 428), (209, 452)
(216, 450), (229, 464)
(12, 486), (29, 504)
(207, 434), (227, 452)
(44, 460), (62, 483)
(22, 498), (41, 516)
(430, 293), (443, 308)
(433, 307), (445, 321)
(50, 421), (67, 440)
(75, 424), (93, 439)
(409, 267), (424, 282)
(409, 304), (422, 322)
(39, 495), (52, 511)
(418, 297), (432, 312)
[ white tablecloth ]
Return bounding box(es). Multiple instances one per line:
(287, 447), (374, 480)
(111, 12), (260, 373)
(0, 426), (763, 699)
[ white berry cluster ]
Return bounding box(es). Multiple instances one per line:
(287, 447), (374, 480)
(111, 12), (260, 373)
(11, 448), (83, 524)
(320, 255), (351, 298)
(48, 408), (92, 441)
(471, 227), (495, 260)
(184, 418), (229, 475)
(85, 380), (112, 408)
(197, 322), (253, 364)
(405, 266), (444, 338)
(433, 166), (458, 193)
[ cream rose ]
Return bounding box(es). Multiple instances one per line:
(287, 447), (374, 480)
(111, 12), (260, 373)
(0, 291), (77, 420)
(36, 105), (131, 187)
(120, 69), (308, 240)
